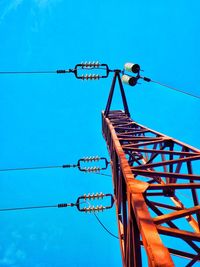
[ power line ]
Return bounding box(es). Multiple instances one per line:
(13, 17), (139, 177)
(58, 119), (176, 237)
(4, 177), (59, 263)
(0, 199), (118, 240)
(0, 193), (114, 214)
(0, 164), (111, 178)
(0, 70), (56, 74)
(84, 199), (118, 239)
(149, 78), (200, 100)
(123, 62), (200, 100)
(0, 203), (76, 212)
(0, 164), (78, 172)
(0, 67), (108, 74)
(0, 156), (110, 174)
(0, 165), (63, 172)
(94, 172), (111, 177)
(0, 69), (75, 75)
(93, 213), (119, 239)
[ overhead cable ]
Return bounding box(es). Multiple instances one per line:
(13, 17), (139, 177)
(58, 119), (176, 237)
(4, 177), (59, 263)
(142, 76), (200, 100)
(0, 193), (114, 214)
(93, 213), (119, 240)
(122, 62), (200, 100)
(0, 156), (110, 173)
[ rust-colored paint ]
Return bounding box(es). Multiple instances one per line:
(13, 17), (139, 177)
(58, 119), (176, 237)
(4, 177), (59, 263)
(102, 110), (200, 267)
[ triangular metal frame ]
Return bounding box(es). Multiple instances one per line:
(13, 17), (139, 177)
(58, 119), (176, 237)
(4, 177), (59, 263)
(104, 70), (130, 118)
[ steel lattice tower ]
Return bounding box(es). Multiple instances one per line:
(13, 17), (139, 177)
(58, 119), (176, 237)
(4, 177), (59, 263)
(102, 70), (200, 267)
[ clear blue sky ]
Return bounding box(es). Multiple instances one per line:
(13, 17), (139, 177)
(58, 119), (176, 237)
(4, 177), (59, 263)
(0, 0), (200, 266)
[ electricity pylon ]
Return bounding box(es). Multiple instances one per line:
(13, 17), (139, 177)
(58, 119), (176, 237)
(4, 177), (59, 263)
(3, 61), (199, 266)
(102, 69), (200, 267)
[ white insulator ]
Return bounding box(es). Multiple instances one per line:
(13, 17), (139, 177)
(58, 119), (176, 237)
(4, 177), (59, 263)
(121, 74), (137, 86)
(124, 62), (140, 73)
(87, 208), (91, 213)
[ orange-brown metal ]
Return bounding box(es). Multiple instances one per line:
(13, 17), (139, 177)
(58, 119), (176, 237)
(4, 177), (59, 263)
(102, 110), (200, 267)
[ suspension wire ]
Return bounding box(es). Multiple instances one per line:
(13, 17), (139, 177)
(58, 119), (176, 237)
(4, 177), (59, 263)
(0, 71), (57, 74)
(151, 79), (200, 100)
(0, 165), (111, 177)
(0, 164), (77, 172)
(0, 165), (62, 172)
(83, 199), (118, 239)
(0, 198), (118, 238)
(0, 202), (77, 212)
(0, 67), (107, 75)
(0, 165), (111, 178)
(93, 213), (119, 239)
(93, 172), (112, 177)
(140, 76), (200, 100)
(0, 204), (58, 212)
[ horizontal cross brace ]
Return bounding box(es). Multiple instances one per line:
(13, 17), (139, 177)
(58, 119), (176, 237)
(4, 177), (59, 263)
(157, 225), (200, 241)
(122, 147), (200, 156)
(131, 169), (200, 180)
(133, 155), (200, 170)
(148, 183), (200, 190)
(154, 205), (200, 225)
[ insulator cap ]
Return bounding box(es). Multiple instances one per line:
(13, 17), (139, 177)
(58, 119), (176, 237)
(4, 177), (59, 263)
(80, 74), (100, 80)
(82, 156), (100, 162)
(80, 61), (100, 68)
(83, 205), (106, 213)
(124, 62), (140, 73)
(121, 75), (138, 86)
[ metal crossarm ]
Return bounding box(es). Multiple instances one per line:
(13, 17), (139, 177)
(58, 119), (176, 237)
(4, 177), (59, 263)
(102, 110), (200, 267)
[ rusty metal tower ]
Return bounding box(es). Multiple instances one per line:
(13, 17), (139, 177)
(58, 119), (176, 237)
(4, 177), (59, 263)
(102, 68), (200, 267)
(1, 62), (199, 266)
